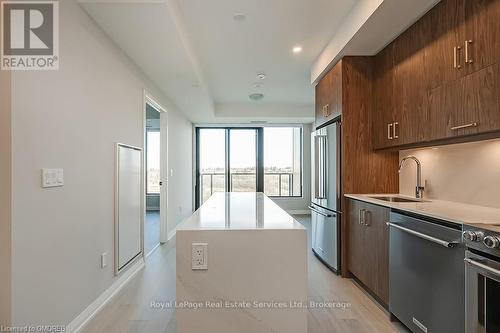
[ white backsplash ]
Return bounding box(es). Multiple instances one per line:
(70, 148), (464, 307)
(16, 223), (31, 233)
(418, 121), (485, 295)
(399, 139), (500, 208)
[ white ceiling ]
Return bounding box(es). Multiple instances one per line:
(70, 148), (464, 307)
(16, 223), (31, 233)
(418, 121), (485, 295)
(80, 0), (439, 124)
(175, 0), (358, 107)
(80, 1), (215, 123)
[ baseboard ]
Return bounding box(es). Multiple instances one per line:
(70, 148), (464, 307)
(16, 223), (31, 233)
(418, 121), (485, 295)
(167, 229), (176, 241)
(145, 243), (161, 258)
(66, 258), (145, 333)
(287, 210), (311, 215)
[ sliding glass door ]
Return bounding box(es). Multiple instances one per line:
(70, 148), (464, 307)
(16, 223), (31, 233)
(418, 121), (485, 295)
(229, 129), (257, 192)
(198, 129), (227, 204)
(196, 127), (302, 208)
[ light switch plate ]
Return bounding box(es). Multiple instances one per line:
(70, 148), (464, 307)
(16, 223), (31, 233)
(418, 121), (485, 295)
(42, 168), (64, 188)
(192, 243), (208, 270)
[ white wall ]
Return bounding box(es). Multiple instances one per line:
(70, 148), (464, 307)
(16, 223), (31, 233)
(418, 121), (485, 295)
(10, 0), (192, 326)
(0, 40), (12, 326)
(271, 124), (312, 214)
(166, 109), (193, 237)
(400, 140), (500, 208)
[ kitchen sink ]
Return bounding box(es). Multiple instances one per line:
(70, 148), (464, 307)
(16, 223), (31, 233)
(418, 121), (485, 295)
(368, 196), (429, 203)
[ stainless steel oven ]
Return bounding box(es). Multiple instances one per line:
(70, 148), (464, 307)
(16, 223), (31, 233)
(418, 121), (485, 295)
(463, 225), (500, 333)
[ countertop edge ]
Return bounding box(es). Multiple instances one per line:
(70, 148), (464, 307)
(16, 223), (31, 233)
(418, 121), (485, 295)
(176, 227), (307, 232)
(344, 194), (500, 228)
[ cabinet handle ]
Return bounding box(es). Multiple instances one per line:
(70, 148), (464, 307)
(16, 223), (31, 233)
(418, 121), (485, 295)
(451, 122), (478, 131)
(393, 122), (399, 139)
(363, 210), (370, 227)
(465, 40), (473, 64)
(322, 104), (330, 117)
(387, 123), (393, 140)
(359, 209), (365, 225)
(453, 46), (461, 69)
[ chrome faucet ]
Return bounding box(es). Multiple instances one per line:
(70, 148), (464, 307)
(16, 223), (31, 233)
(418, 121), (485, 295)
(399, 156), (425, 199)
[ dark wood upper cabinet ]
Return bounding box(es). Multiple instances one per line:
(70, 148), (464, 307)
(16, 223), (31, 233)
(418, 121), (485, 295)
(429, 62), (500, 140)
(373, 0), (500, 149)
(423, 0), (465, 91)
(373, 45), (397, 149)
(315, 60), (342, 129)
(392, 18), (430, 146)
(463, 0), (500, 75)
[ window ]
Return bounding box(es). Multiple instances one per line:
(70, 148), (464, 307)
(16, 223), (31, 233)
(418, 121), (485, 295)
(146, 131), (160, 194)
(199, 129), (226, 204)
(229, 129), (257, 192)
(196, 126), (303, 208)
(264, 127), (302, 197)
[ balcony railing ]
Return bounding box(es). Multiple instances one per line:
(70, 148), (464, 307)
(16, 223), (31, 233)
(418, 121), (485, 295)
(200, 172), (295, 203)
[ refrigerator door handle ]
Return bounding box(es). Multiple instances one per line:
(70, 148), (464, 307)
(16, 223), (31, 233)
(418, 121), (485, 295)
(318, 136), (323, 199)
(321, 135), (328, 199)
(314, 135), (320, 199)
(308, 206), (335, 218)
(314, 135), (327, 199)
(316, 135), (327, 199)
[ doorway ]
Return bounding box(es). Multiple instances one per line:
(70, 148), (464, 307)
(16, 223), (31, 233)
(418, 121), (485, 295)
(144, 94), (168, 256)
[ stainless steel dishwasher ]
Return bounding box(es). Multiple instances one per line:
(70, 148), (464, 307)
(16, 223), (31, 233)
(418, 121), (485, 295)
(387, 211), (465, 333)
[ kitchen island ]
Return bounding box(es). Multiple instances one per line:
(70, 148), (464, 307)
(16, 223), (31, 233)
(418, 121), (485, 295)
(176, 192), (307, 333)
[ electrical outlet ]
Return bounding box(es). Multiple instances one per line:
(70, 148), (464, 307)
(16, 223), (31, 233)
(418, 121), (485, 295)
(100, 252), (108, 268)
(192, 243), (208, 270)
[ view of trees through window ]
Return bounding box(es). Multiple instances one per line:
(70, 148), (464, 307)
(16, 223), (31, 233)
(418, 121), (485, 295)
(198, 127), (302, 204)
(199, 129), (226, 203)
(263, 127), (302, 197)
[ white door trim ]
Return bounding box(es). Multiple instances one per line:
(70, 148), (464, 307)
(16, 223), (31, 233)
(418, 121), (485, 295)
(143, 90), (169, 245)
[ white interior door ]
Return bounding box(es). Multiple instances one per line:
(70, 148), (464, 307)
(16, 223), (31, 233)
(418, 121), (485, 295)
(159, 110), (168, 242)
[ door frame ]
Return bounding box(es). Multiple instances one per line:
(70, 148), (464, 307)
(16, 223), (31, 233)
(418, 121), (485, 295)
(195, 127), (263, 209)
(143, 90), (169, 247)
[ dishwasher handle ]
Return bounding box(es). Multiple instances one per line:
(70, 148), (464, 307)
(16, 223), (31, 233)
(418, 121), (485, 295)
(386, 222), (459, 248)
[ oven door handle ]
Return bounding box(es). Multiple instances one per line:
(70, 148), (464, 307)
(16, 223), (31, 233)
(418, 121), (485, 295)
(386, 222), (459, 248)
(465, 258), (500, 277)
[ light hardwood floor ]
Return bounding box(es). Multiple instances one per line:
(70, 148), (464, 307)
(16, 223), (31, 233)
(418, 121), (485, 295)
(82, 215), (407, 333)
(144, 211), (161, 255)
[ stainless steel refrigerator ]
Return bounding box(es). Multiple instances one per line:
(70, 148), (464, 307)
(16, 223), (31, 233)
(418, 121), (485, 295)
(310, 120), (341, 273)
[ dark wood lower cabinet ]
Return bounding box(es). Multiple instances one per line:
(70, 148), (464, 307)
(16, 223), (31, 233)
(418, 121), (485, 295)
(347, 199), (389, 306)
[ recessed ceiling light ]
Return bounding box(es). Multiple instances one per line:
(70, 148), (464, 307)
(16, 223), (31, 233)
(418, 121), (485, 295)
(249, 93), (264, 101)
(257, 73), (266, 80)
(233, 14), (246, 22)
(293, 46), (303, 53)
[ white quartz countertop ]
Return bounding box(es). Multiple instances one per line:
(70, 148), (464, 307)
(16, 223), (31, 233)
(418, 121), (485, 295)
(345, 194), (500, 229)
(177, 192), (305, 231)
